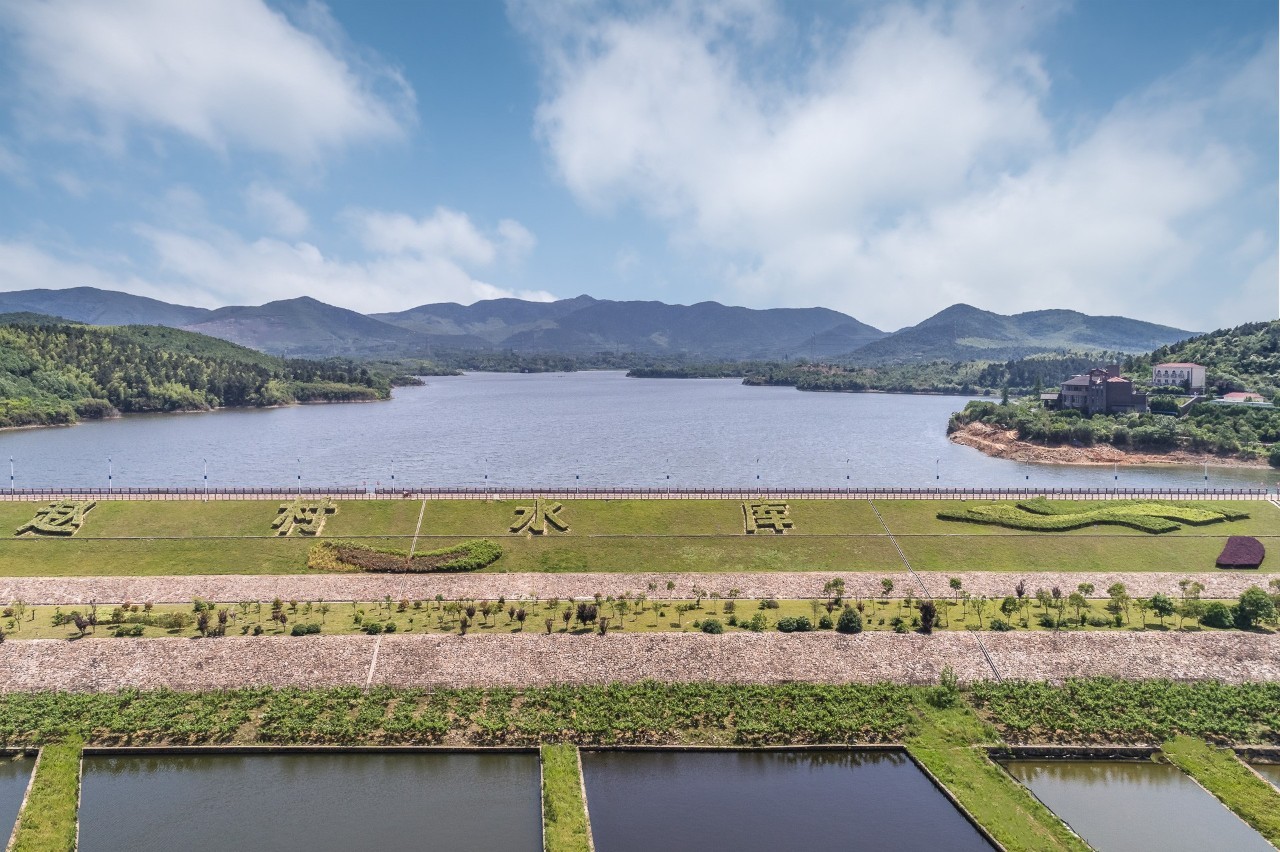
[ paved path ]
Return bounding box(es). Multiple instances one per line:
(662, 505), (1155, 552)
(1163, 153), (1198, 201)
(2, 571), (1275, 605)
(0, 631), (1275, 692)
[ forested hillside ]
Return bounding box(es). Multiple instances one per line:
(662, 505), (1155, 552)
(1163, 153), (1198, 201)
(1123, 320), (1280, 398)
(0, 315), (389, 429)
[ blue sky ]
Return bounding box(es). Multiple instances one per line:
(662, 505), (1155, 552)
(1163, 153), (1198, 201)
(0, 0), (1274, 332)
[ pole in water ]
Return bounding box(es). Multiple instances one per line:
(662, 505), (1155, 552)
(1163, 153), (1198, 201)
(203, 458), (208, 501)
(107, 457), (112, 489)
(8, 456), (12, 491)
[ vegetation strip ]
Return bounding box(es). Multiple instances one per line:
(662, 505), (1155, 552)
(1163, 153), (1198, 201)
(905, 703), (1086, 851)
(6, 740), (81, 852)
(1160, 736), (1280, 845)
(541, 745), (593, 852)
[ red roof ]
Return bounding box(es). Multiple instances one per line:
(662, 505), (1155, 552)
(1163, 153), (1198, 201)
(1155, 362), (1201, 368)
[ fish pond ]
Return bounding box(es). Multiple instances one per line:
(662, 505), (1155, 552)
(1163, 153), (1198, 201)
(581, 749), (994, 852)
(0, 756), (32, 842)
(77, 752), (542, 852)
(1003, 759), (1274, 852)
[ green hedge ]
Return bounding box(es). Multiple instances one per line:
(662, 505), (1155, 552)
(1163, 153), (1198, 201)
(310, 539), (502, 573)
(938, 499), (1248, 534)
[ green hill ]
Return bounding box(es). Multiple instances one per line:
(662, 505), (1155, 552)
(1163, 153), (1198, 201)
(1123, 320), (1280, 398)
(0, 315), (389, 429)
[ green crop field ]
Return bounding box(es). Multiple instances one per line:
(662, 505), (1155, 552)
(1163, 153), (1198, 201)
(0, 497), (1269, 576)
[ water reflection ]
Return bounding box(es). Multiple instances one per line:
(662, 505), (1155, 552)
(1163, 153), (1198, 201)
(1005, 759), (1273, 852)
(78, 752), (542, 852)
(582, 749), (993, 852)
(0, 757), (32, 841)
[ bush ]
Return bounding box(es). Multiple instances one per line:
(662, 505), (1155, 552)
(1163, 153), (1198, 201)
(384, 621), (397, 633)
(776, 616), (813, 633)
(700, 619), (723, 635)
(989, 618), (1014, 631)
(817, 615), (833, 630)
(310, 539), (503, 573)
(744, 613), (768, 632)
(290, 623), (321, 636)
(1200, 602), (1233, 629)
(363, 622), (384, 635)
(1233, 586), (1277, 629)
(836, 606), (863, 634)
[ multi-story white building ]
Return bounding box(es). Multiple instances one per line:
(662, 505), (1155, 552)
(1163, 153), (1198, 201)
(1152, 362), (1205, 394)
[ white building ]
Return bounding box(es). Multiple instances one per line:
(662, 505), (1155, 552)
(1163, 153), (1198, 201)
(1152, 362), (1205, 394)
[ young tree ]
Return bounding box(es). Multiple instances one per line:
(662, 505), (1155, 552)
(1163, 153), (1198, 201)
(917, 600), (936, 635)
(1077, 582), (1095, 599)
(880, 578), (894, 602)
(515, 608), (527, 631)
(949, 577), (963, 603)
(1150, 593), (1176, 627)
(1135, 597), (1150, 628)
(1234, 586), (1278, 630)
(1068, 592), (1087, 625)
(1107, 583), (1130, 625)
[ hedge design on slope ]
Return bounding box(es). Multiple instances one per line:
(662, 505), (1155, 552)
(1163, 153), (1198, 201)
(272, 497), (337, 536)
(15, 500), (96, 536)
(938, 497), (1248, 534)
(509, 499), (570, 535)
(309, 539), (502, 573)
(1217, 536), (1265, 569)
(744, 501), (793, 534)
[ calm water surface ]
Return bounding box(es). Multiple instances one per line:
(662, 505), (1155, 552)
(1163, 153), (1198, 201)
(581, 750), (993, 852)
(1254, 763), (1280, 789)
(0, 758), (32, 840)
(78, 753), (541, 852)
(0, 372), (1274, 489)
(1004, 760), (1273, 852)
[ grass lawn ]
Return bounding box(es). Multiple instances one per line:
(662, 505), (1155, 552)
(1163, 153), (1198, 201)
(905, 702), (1088, 852)
(1, 595), (1247, 640)
(1161, 736), (1280, 845)
(0, 497), (1270, 575)
(896, 534), (1253, 573)
(540, 745), (592, 852)
(8, 739), (81, 852)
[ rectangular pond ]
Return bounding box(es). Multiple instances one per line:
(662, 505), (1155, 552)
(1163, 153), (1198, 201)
(78, 751), (542, 852)
(1004, 759), (1274, 852)
(0, 756), (33, 841)
(581, 749), (994, 852)
(1253, 763), (1280, 790)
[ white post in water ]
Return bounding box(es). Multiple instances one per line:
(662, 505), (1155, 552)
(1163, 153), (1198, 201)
(107, 457), (112, 490)
(935, 458), (940, 482)
(297, 457), (302, 495)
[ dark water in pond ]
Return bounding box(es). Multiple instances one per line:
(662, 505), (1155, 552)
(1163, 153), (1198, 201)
(581, 749), (993, 852)
(0, 372), (1274, 489)
(1004, 760), (1273, 852)
(78, 753), (541, 852)
(0, 757), (32, 841)
(1254, 763), (1280, 789)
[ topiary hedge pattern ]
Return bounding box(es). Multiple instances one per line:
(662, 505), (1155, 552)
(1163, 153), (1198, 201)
(15, 500), (96, 536)
(309, 539), (502, 573)
(938, 498), (1249, 534)
(272, 497), (337, 536)
(744, 501), (793, 534)
(509, 499), (570, 535)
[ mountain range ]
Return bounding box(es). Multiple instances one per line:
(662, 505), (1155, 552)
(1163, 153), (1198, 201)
(0, 286), (1197, 364)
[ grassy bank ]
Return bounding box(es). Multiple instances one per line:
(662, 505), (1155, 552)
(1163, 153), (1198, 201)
(0, 496), (1272, 576)
(906, 702), (1088, 851)
(7, 739), (81, 852)
(541, 745), (593, 852)
(1161, 736), (1280, 844)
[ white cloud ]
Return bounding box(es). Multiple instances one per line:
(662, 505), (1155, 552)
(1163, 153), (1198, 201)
(520, 0), (1276, 329)
(244, 183), (310, 237)
(0, 0), (413, 162)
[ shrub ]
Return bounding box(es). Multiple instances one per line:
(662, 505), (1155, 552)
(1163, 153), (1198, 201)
(817, 615), (834, 630)
(290, 623), (322, 636)
(363, 622), (384, 635)
(384, 621), (397, 633)
(775, 615), (813, 633)
(929, 665), (960, 708)
(310, 539), (503, 573)
(989, 618), (1014, 632)
(1086, 614), (1112, 627)
(744, 613), (768, 632)
(1200, 602), (1234, 629)
(836, 606), (863, 634)
(1233, 586), (1277, 629)
(700, 619), (724, 634)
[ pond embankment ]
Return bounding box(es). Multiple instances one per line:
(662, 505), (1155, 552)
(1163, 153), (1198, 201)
(949, 422), (1268, 469)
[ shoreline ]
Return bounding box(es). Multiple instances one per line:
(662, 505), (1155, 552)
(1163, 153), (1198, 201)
(949, 421), (1270, 469)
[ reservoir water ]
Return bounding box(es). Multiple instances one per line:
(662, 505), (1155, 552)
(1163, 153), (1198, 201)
(1004, 759), (1273, 852)
(0, 372), (1273, 489)
(0, 757), (32, 841)
(581, 749), (994, 851)
(77, 752), (542, 852)
(1254, 763), (1280, 789)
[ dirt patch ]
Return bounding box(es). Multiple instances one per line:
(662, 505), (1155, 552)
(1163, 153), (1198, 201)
(949, 421), (1267, 469)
